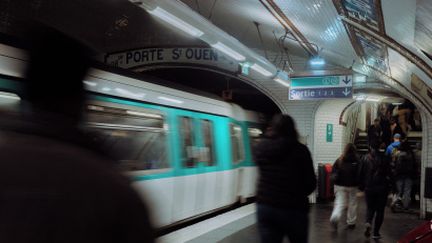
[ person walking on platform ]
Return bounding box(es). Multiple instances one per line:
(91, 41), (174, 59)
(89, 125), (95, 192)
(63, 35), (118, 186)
(0, 27), (154, 243)
(254, 114), (316, 243)
(330, 143), (360, 230)
(393, 141), (416, 211)
(359, 147), (392, 240)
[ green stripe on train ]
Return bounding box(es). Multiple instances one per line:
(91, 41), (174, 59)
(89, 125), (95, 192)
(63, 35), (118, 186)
(91, 95), (255, 181)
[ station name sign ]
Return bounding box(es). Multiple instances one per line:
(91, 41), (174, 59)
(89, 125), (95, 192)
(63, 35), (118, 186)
(104, 47), (237, 72)
(289, 75), (353, 100)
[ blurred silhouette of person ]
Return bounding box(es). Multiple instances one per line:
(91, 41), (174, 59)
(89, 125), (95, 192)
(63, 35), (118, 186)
(413, 109), (422, 131)
(0, 26), (154, 243)
(380, 109), (392, 148)
(330, 143), (360, 230)
(398, 102), (411, 136)
(390, 117), (405, 139)
(412, 143), (422, 202)
(358, 147), (391, 240)
(254, 114), (316, 243)
(367, 118), (382, 149)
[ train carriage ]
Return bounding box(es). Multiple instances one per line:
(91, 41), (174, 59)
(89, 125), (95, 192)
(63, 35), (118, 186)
(0, 43), (262, 228)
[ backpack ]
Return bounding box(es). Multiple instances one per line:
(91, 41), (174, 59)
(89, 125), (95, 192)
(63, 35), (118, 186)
(395, 151), (414, 177)
(366, 154), (391, 192)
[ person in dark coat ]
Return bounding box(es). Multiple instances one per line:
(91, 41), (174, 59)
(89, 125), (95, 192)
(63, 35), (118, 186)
(380, 114), (392, 148)
(329, 143), (360, 230)
(254, 114), (316, 243)
(359, 147), (392, 240)
(0, 27), (154, 243)
(367, 118), (382, 149)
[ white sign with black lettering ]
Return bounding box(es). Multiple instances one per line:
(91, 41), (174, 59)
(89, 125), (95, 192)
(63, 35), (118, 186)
(104, 47), (238, 72)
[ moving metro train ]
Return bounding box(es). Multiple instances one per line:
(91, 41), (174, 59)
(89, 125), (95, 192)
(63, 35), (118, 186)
(0, 43), (263, 228)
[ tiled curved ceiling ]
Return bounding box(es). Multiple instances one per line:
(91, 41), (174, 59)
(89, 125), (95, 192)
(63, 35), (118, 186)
(416, 0), (432, 58)
(182, 0), (432, 106)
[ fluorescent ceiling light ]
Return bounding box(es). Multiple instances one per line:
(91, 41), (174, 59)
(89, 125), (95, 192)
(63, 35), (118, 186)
(251, 64), (273, 77)
(366, 97), (380, 102)
(126, 110), (162, 118)
(158, 96), (183, 104)
(83, 81), (97, 87)
(211, 42), (245, 61)
(309, 56), (325, 66)
(392, 102), (403, 105)
(149, 7), (204, 37)
(273, 77), (290, 87)
(102, 87), (111, 92)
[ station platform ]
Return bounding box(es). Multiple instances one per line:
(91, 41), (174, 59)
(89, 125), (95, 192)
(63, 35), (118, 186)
(158, 197), (425, 243)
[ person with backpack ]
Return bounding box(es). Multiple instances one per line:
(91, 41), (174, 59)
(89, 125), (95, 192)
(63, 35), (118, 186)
(385, 133), (401, 156)
(359, 147), (392, 240)
(393, 141), (416, 211)
(330, 143), (361, 230)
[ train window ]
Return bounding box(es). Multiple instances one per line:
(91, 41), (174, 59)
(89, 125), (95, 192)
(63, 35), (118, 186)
(230, 123), (245, 164)
(248, 127), (263, 150)
(180, 117), (196, 168)
(86, 105), (164, 129)
(94, 129), (168, 171)
(85, 104), (168, 172)
(201, 119), (215, 166)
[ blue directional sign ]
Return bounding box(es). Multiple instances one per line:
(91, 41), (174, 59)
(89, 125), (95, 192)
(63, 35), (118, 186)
(289, 87), (353, 100)
(289, 75), (353, 100)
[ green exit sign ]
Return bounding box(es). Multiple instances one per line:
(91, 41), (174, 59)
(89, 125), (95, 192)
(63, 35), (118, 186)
(326, 124), (333, 142)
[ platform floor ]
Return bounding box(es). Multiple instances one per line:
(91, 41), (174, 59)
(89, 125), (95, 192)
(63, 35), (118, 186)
(219, 199), (424, 243)
(158, 196), (425, 243)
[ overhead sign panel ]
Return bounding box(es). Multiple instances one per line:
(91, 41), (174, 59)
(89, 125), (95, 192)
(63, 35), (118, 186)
(342, 0), (381, 31)
(291, 75), (353, 87)
(104, 47), (238, 72)
(354, 29), (389, 73)
(290, 87), (353, 100)
(289, 75), (353, 100)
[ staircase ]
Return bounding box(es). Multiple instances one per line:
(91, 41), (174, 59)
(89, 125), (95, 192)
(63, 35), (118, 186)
(406, 131), (422, 150)
(354, 132), (369, 156)
(354, 131), (422, 156)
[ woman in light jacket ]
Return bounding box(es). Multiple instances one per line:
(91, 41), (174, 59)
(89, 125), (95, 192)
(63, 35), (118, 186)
(330, 143), (360, 230)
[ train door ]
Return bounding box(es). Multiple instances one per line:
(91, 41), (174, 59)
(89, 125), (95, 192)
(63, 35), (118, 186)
(230, 122), (247, 201)
(172, 116), (199, 221)
(194, 118), (218, 214)
(172, 115), (221, 221)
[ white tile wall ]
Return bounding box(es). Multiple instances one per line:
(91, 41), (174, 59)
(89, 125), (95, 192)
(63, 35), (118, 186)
(284, 100), (321, 153)
(313, 99), (353, 166)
